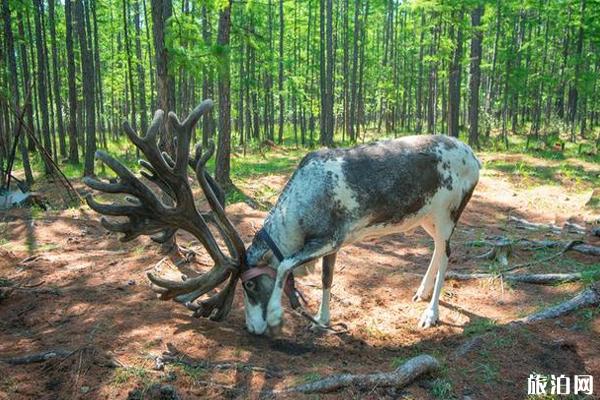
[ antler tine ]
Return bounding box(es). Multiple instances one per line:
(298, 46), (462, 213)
(183, 99), (214, 129)
(86, 98), (244, 322)
(146, 109), (164, 143)
(186, 274), (239, 321)
(195, 153), (247, 266)
(147, 261), (233, 300)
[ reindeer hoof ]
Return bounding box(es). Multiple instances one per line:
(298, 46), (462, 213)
(309, 321), (330, 332)
(418, 309), (439, 329)
(412, 294), (425, 302)
(412, 289), (432, 302)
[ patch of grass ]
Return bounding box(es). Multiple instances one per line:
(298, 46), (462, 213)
(484, 158), (599, 189)
(571, 307), (600, 331)
(491, 332), (515, 349)
(231, 149), (304, 180)
(463, 318), (497, 336)
(430, 377), (455, 399)
(132, 244), (146, 256)
(0, 277), (14, 287)
(112, 366), (150, 385)
(36, 243), (59, 252)
(390, 356), (409, 369)
(474, 362), (500, 384)
(580, 267), (600, 285)
(225, 186), (247, 205)
(176, 363), (207, 381)
(301, 372), (322, 384)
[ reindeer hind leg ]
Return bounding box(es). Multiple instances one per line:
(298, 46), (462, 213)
(418, 212), (456, 329)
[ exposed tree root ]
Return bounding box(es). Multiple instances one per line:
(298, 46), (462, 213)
(516, 282), (600, 324)
(279, 355), (439, 394)
(0, 349), (73, 365)
(446, 271), (584, 284)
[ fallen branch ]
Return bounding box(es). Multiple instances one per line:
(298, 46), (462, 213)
(280, 355), (439, 394)
(516, 282), (600, 324)
(509, 216), (562, 234)
(1, 349), (73, 365)
(446, 271), (584, 284)
(500, 240), (580, 273)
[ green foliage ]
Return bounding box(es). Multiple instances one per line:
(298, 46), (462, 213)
(463, 318), (497, 336)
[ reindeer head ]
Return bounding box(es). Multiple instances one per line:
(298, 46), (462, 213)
(85, 100), (305, 334)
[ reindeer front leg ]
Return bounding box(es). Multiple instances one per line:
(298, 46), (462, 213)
(313, 253), (337, 328)
(266, 240), (338, 334)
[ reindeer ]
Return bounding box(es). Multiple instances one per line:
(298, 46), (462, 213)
(85, 100), (480, 336)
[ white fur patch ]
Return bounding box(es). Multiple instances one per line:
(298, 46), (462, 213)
(243, 293), (267, 335)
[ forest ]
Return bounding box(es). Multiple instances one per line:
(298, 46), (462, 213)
(1, 0), (600, 399)
(1, 0), (599, 188)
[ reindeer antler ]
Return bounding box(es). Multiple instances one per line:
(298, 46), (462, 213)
(84, 100), (246, 321)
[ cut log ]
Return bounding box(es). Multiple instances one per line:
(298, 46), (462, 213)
(280, 355), (439, 394)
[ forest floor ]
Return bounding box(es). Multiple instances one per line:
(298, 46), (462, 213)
(0, 147), (599, 399)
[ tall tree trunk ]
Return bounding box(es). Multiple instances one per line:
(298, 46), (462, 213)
(201, 5), (215, 146)
(349, 0), (360, 142)
(448, 10), (464, 138)
(319, 0), (327, 145)
(277, 0), (285, 144)
(215, 0), (232, 188)
(48, 0), (67, 159)
(33, 0), (53, 175)
(16, 11), (35, 153)
(151, 0), (174, 151)
(568, 0), (586, 133)
(415, 11), (425, 133)
(74, 0), (96, 176)
(2, 0), (33, 184)
(468, 4), (484, 148)
(65, 0), (79, 164)
(134, 0), (148, 135)
(122, 0), (137, 129)
(325, 0), (334, 145)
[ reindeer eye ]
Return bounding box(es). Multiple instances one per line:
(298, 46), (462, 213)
(244, 281), (256, 291)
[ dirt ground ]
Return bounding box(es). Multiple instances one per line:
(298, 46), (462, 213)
(0, 153), (599, 399)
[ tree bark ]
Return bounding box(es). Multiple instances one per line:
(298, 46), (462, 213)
(468, 4), (484, 148)
(448, 10), (464, 138)
(135, 0), (148, 135)
(151, 0), (175, 152)
(122, 0), (137, 129)
(2, 0), (33, 185)
(201, 6), (215, 146)
(65, 0), (79, 164)
(74, 0), (96, 176)
(48, 0), (67, 158)
(33, 0), (53, 175)
(277, 0), (285, 144)
(215, 0), (232, 188)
